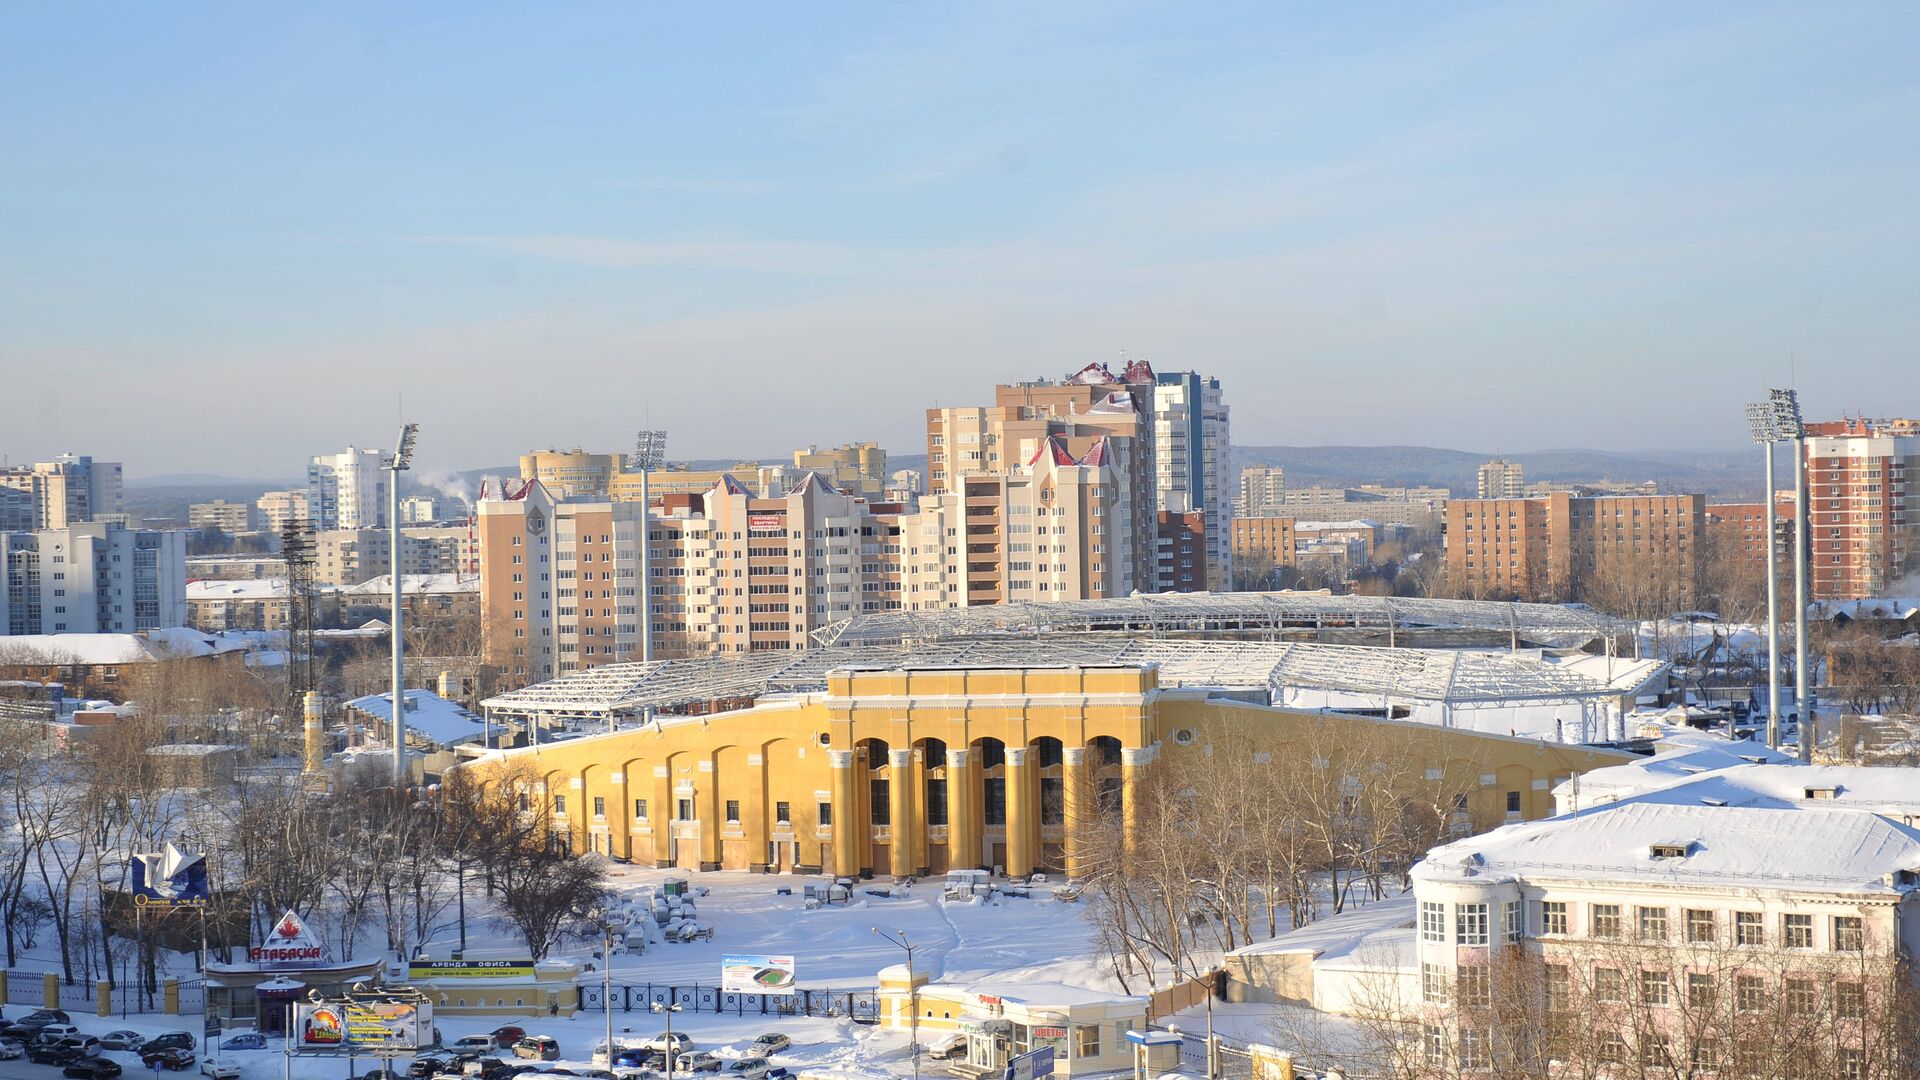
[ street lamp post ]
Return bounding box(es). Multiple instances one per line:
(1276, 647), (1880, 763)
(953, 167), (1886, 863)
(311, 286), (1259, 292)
(873, 927), (919, 1080)
(388, 422), (419, 787)
(651, 999), (684, 1080)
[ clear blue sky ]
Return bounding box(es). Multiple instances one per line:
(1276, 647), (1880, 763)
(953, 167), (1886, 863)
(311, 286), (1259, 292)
(2, 2), (1914, 477)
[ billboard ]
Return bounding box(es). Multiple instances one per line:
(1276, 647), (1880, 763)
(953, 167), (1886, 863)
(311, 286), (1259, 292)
(294, 998), (431, 1051)
(721, 954), (796, 995)
(130, 843), (209, 909)
(407, 959), (536, 980)
(249, 909), (326, 965)
(747, 512), (785, 529)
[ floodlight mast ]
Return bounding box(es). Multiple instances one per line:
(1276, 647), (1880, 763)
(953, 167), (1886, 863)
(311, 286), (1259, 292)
(390, 422), (419, 786)
(1771, 388), (1811, 762)
(1746, 402), (1785, 750)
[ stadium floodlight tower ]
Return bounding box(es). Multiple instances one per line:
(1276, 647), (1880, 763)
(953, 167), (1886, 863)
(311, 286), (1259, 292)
(1745, 400), (1787, 750)
(1770, 388), (1811, 761)
(631, 431), (668, 667)
(388, 422), (420, 786)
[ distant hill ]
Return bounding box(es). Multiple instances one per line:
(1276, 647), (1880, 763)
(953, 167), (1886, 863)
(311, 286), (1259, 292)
(1234, 445), (1757, 499)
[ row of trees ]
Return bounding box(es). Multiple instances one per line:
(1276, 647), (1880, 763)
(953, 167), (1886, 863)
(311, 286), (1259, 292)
(1079, 721), (1491, 995)
(0, 709), (605, 986)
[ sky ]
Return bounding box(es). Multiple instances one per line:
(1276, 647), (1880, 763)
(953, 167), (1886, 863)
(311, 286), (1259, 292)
(2, 2), (1915, 478)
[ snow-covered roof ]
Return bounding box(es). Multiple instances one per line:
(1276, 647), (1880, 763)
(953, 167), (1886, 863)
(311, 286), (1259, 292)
(955, 979), (1145, 1008)
(482, 636), (1656, 720)
(148, 743), (242, 756)
(187, 578), (288, 600)
(338, 574), (479, 596)
(1553, 739), (1794, 804)
(345, 689), (488, 747)
(1809, 598), (1920, 622)
(1414, 802), (1920, 894)
(1292, 519), (1384, 531)
(1603, 763), (1920, 817)
(1230, 895), (1416, 959)
(0, 628), (254, 665)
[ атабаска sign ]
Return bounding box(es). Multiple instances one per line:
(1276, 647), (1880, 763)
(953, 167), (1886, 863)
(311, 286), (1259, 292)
(250, 909), (326, 965)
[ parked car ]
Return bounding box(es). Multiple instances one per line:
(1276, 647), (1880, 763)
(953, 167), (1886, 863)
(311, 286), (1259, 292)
(58, 1037), (104, 1059)
(29, 1042), (84, 1066)
(200, 1061), (241, 1080)
(218, 1032), (268, 1051)
(722, 1058), (770, 1079)
(0, 1038), (23, 1060)
(746, 1033), (791, 1057)
(513, 1036), (561, 1061)
(490, 1026), (527, 1045)
(98, 1031), (146, 1052)
(357, 1070), (406, 1080)
(140, 1032), (198, 1054)
(675, 1052), (723, 1073)
(143, 1047), (197, 1071)
(64, 1057), (125, 1080)
(461, 1056), (519, 1080)
(613, 1048), (665, 1070)
(19, 1009), (73, 1026)
(410, 1054), (456, 1078)
(35, 1024), (84, 1044)
(450, 1035), (499, 1055)
(637, 1032), (692, 1054)
(927, 1032), (967, 1060)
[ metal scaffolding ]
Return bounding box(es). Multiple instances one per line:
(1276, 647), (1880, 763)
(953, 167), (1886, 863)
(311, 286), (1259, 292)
(479, 635), (1644, 724)
(808, 591), (1629, 649)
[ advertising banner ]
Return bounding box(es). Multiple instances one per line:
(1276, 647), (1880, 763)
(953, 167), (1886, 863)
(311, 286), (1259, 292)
(747, 513), (785, 529)
(249, 909), (326, 965)
(720, 954), (796, 995)
(129, 843), (209, 909)
(294, 999), (431, 1051)
(407, 959), (536, 980)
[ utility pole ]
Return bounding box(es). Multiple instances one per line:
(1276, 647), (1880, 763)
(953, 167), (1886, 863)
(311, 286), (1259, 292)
(389, 422), (419, 786)
(873, 927), (919, 1080)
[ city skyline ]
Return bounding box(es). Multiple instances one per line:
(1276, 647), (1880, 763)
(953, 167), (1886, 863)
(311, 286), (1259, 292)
(5, 2), (1916, 475)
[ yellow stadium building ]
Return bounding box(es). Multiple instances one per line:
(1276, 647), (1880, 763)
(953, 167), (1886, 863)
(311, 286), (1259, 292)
(464, 662), (1633, 879)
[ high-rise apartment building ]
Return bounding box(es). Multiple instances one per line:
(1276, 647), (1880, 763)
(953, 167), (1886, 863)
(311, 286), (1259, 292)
(1237, 465), (1287, 518)
(189, 499), (259, 533)
(902, 436), (1126, 608)
(1477, 456), (1525, 499)
(1801, 418), (1920, 599)
(0, 455), (124, 530)
(255, 489), (310, 534)
(520, 448), (797, 502)
(1151, 371), (1231, 579)
(0, 522), (187, 635)
(927, 360), (1226, 592)
(478, 475), (903, 686)
(306, 447), (391, 531)
(792, 442), (888, 500)
(1447, 493), (1706, 605)
(313, 525), (479, 586)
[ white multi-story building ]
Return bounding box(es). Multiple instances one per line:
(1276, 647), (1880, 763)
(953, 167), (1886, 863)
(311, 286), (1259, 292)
(1151, 371), (1231, 579)
(0, 522), (188, 635)
(1238, 465), (1287, 518)
(0, 455), (124, 530)
(1477, 457), (1526, 499)
(306, 446), (391, 531)
(188, 499), (258, 533)
(255, 489), (310, 534)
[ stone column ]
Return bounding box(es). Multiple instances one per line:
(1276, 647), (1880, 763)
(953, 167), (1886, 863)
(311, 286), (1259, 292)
(746, 752), (771, 873)
(612, 769), (633, 862)
(1060, 747), (1088, 880)
(1005, 747), (1036, 878)
(888, 749), (917, 879)
(650, 765), (674, 867)
(946, 749), (978, 872)
(1121, 745), (1156, 855)
(697, 759), (722, 871)
(829, 750), (859, 877)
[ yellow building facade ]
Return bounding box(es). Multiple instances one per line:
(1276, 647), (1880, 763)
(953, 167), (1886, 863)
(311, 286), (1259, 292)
(467, 665), (1632, 879)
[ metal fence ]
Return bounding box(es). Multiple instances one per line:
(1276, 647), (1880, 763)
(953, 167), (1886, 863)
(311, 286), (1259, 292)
(578, 982), (878, 1022)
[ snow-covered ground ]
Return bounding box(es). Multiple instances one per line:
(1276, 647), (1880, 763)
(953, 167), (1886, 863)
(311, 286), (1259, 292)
(9, 863), (1136, 1079)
